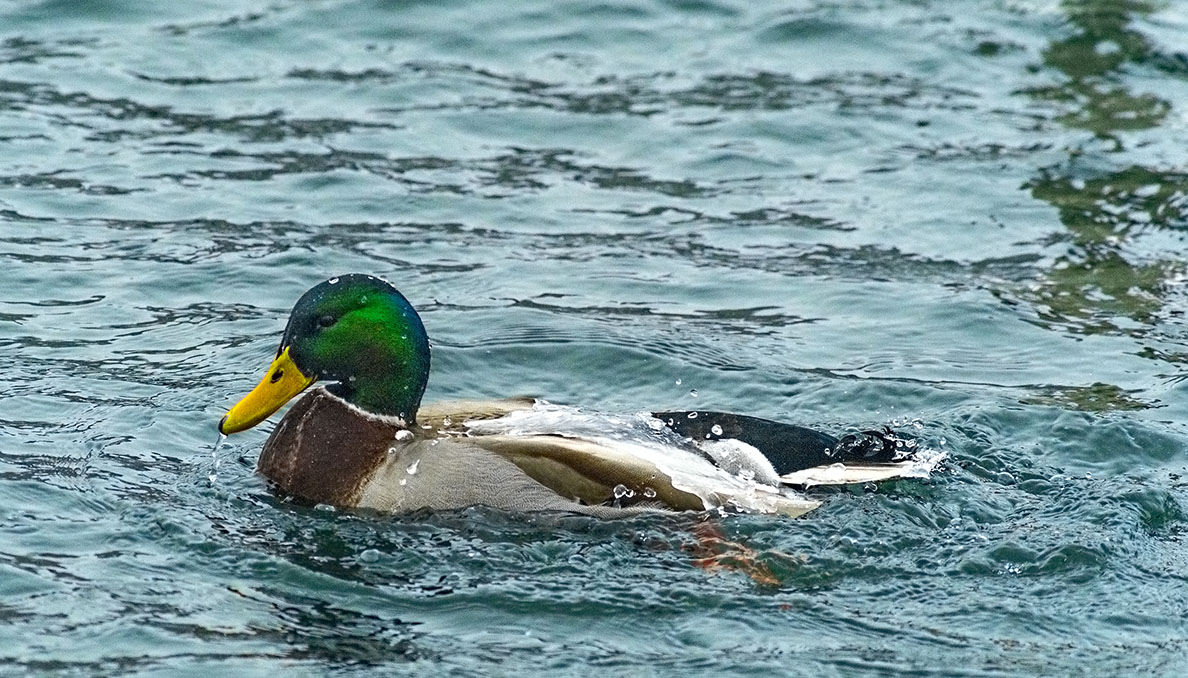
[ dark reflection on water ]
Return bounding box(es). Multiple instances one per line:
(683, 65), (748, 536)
(156, 146), (716, 198)
(371, 66), (980, 117)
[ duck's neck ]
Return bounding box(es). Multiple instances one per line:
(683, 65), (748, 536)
(327, 371), (425, 425)
(260, 389), (402, 506)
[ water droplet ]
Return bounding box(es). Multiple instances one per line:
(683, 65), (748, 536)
(314, 503), (336, 512)
(675, 378), (682, 386)
(329, 277), (339, 284)
(358, 549), (380, 563)
(399, 478), (407, 486)
(643, 487), (657, 498)
(689, 389), (698, 398)
(394, 429), (413, 442)
(687, 411), (698, 419)
(612, 484), (635, 500)
(442, 416), (452, 427)
(361, 295), (368, 304)
(710, 424), (723, 436)
(406, 459), (420, 475)
(645, 418), (664, 432)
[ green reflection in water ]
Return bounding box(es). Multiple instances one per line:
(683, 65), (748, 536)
(1011, 0), (1187, 401)
(1025, 166), (1187, 334)
(1024, 0), (1168, 139)
(1021, 381), (1148, 412)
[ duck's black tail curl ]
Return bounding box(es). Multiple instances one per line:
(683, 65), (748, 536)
(831, 426), (917, 465)
(653, 412), (917, 476)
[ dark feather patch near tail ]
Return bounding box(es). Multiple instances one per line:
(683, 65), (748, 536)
(653, 411), (916, 476)
(830, 426), (917, 464)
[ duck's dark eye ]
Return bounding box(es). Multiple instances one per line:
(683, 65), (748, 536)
(316, 314), (336, 329)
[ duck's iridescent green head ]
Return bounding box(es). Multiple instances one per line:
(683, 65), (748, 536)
(219, 274), (430, 434)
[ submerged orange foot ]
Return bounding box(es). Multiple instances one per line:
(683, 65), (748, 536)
(685, 520), (803, 587)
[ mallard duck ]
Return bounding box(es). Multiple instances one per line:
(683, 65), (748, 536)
(219, 274), (925, 518)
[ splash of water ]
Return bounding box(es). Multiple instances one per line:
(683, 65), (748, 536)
(209, 432), (227, 484)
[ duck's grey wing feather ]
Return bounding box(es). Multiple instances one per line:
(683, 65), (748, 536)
(466, 434), (708, 511)
(356, 437), (663, 518)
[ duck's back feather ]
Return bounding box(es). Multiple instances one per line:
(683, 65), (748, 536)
(418, 397), (536, 428)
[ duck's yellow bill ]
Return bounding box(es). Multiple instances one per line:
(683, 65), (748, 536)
(219, 347), (315, 435)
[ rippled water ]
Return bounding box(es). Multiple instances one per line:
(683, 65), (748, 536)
(3, 0), (1188, 674)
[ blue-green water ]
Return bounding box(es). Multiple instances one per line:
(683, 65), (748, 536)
(3, 0), (1188, 674)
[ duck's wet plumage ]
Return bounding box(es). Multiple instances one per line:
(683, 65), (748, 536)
(222, 275), (927, 517)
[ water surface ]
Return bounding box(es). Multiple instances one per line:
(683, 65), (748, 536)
(2, 0), (1188, 674)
